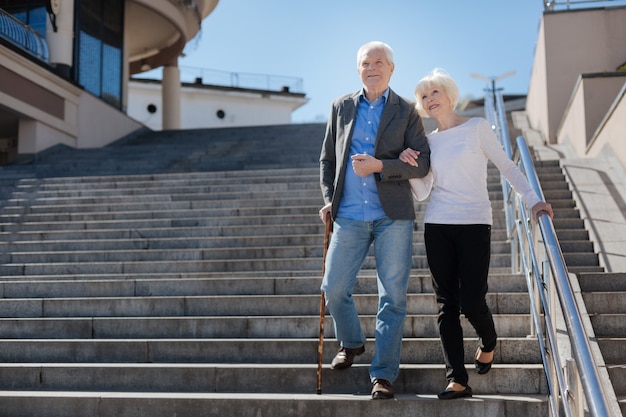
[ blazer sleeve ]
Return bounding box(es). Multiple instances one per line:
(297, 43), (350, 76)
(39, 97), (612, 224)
(377, 96), (430, 181)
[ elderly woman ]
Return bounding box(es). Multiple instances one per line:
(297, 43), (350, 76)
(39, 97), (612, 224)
(401, 68), (553, 399)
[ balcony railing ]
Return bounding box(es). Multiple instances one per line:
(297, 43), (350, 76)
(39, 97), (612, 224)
(544, 0), (626, 10)
(179, 65), (305, 94)
(0, 8), (49, 62)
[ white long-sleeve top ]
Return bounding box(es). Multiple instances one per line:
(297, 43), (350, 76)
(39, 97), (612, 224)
(424, 117), (541, 226)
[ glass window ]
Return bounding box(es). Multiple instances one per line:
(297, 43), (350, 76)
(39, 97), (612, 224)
(75, 0), (124, 109)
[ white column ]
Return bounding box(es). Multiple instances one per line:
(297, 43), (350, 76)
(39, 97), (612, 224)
(46, 0), (75, 76)
(162, 63), (181, 130)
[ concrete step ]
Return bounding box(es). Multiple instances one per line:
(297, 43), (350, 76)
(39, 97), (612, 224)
(582, 292), (626, 314)
(0, 250), (516, 275)
(578, 272), (626, 292)
(0, 136), (605, 416)
(0, 363), (547, 395)
(2, 239), (516, 263)
(0, 338), (540, 365)
(0, 314), (535, 339)
(0, 210), (513, 230)
(0, 292), (533, 317)
(0, 272), (528, 297)
(0, 391), (550, 417)
(590, 314), (626, 337)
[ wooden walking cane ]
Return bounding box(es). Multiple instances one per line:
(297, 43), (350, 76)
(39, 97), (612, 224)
(317, 212), (332, 395)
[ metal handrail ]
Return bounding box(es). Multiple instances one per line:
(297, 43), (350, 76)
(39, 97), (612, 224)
(0, 8), (49, 62)
(485, 88), (614, 417)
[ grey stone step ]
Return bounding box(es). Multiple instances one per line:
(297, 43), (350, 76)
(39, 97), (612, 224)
(0, 314), (534, 339)
(7, 184), (322, 203)
(0, 234), (330, 251)
(598, 339), (626, 364)
(555, 229), (590, 241)
(0, 225), (508, 242)
(563, 252), (601, 267)
(0, 254), (514, 276)
(1, 204), (324, 221)
(14, 168), (320, 188)
(0, 130), (605, 417)
(552, 217), (585, 229)
(578, 272), (626, 292)
(5, 192), (324, 210)
(0, 363), (547, 395)
(0, 215), (328, 232)
(0, 223), (328, 240)
(2, 239), (514, 263)
(608, 362), (626, 394)
(0, 292), (532, 318)
(582, 292), (626, 314)
(0, 338), (540, 364)
(590, 314), (626, 337)
(0, 391), (550, 417)
(542, 189), (574, 200)
(559, 240), (595, 252)
(13, 175), (321, 195)
(0, 272), (528, 297)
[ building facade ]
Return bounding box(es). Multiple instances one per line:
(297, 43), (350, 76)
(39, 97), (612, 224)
(0, 0), (218, 163)
(526, 3), (626, 167)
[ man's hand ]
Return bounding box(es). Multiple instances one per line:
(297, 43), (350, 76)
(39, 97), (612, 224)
(351, 153), (383, 177)
(319, 203), (332, 224)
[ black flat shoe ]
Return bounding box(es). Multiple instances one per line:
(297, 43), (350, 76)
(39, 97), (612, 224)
(474, 347), (493, 374)
(437, 385), (473, 400)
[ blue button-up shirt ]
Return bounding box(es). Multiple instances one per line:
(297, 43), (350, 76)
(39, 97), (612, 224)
(337, 88), (389, 221)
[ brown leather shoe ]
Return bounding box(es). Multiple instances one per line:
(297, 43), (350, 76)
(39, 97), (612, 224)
(330, 345), (365, 369)
(371, 378), (394, 399)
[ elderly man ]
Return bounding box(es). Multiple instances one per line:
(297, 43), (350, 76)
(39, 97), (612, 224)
(318, 40), (431, 399)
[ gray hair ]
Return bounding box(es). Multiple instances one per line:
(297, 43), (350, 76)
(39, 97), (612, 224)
(356, 41), (394, 67)
(414, 68), (460, 116)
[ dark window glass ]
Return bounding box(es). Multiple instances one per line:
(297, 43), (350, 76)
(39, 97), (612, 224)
(75, 0), (123, 109)
(78, 31), (102, 95)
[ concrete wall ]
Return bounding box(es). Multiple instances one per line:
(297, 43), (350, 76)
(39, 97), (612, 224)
(526, 6), (626, 144)
(557, 74), (626, 157)
(526, 18), (550, 144)
(587, 84), (626, 165)
(1, 46), (144, 154)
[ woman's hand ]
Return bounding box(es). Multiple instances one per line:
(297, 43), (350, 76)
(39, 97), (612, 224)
(532, 201), (554, 221)
(399, 148), (420, 166)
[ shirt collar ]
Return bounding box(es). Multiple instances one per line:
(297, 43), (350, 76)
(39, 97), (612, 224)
(359, 88), (390, 104)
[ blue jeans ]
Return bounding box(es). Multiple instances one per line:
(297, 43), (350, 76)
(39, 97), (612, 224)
(321, 216), (413, 383)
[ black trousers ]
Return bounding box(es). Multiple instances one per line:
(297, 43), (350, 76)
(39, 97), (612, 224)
(424, 223), (497, 386)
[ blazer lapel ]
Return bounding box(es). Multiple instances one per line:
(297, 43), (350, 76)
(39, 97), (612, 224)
(377, 90), (399, 140)
(339, 94), (359, 161)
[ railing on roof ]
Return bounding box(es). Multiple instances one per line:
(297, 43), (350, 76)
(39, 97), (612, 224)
(485, 87), (615, 416)
(179, 65), (304, 94)
(0, 8), (49, 62)
(544, 0), (626, 10)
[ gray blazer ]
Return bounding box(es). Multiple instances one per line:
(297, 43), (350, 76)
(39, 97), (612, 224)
(320, 88), (431, 220)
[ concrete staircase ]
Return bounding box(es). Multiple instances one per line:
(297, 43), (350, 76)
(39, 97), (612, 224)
(0, 123), (615, 416)
(577, 272), (626, 416)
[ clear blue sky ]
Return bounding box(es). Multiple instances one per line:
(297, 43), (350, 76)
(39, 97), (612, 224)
(174, 0), (546, 123)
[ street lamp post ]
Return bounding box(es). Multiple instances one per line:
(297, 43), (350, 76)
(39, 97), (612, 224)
(470, 70), (516, 107)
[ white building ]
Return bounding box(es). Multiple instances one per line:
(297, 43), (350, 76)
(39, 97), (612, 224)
(128, 73), (308, 130)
